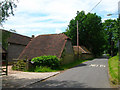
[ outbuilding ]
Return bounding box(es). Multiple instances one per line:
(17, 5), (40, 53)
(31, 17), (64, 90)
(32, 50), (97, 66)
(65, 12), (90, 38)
(73, 46), (93, 60)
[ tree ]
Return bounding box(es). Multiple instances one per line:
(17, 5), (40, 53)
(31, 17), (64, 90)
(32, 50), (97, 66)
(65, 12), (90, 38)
(0, 0), (17, 25)
(0, 0), (17, 49)
(1, 29), (16, 50)
(102, 19), (119, 56)
(2, 30), (11, 50)
(64, 11), (106, 57)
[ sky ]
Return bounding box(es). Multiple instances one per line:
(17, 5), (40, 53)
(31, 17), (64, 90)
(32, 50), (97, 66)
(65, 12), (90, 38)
(0, 0), (119, 37)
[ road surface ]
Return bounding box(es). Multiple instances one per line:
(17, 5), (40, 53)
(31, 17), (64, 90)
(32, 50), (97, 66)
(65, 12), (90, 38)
(25, 58), (111, 88)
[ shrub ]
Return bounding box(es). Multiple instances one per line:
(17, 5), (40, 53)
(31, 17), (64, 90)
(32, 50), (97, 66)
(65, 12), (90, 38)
(31, 55), (60, 69)
(12, 60), (26, 71)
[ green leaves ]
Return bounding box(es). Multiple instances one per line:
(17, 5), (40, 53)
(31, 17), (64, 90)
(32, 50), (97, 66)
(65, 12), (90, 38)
(12, 60), (26, 71)
(103, 19), (119, 56)
(2, 30), (11, 50)
(31, 55), (60, 69)
(0, 0), (17, 24)
(64, 11), (105, 56)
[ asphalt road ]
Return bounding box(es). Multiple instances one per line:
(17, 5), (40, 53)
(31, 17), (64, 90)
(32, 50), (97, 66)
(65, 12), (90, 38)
(25, 58), (111, 88)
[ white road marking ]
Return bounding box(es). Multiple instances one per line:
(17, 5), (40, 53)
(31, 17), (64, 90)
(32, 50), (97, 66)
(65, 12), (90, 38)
(100, 65), (106, 67)
(89, 64), (106, 67)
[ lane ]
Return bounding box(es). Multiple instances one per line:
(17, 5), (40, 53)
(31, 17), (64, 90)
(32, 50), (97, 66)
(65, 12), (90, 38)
(26, 58), (111, 88)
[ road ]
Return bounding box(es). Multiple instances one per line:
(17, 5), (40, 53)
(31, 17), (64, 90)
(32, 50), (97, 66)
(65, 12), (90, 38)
(25, 58), (111, 88)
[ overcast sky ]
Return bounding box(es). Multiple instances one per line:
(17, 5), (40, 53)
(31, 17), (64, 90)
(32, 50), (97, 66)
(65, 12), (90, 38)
(1, 0), (119, 37)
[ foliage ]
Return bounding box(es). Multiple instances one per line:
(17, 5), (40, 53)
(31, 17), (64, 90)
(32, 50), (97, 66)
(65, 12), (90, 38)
(108, 55), (118, 85)
(12, 60), (26, 71)
(2, 30), (11, 50)
(0, 0), (17, 24)
(2, 29), (16, 50)
(102, 19), (119, 56)
(106, 54), (111, 58)
(31, 55), (60, 69)
(64, 11), (106, 57)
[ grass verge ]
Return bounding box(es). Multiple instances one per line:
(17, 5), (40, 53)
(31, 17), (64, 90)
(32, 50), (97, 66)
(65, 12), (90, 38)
(59, 59), (89, 70)
(108, 55), (119, 86)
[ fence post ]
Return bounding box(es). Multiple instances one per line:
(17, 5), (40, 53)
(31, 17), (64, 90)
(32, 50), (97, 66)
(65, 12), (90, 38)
(26, 59), (29, 71)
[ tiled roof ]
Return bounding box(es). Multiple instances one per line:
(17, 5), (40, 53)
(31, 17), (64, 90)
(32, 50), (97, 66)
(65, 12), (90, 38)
(19, 33), (70, 60)
(73, 46), (91, 54)
(80, 46), (91, 53)
(0, 29), (31, 45)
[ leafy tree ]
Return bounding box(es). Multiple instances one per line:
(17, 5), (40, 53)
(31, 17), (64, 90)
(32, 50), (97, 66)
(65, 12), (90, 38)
(0, 0), (17, 49)
(0, 0), (17, 25)
(64, 11), (106, 57)
(102, 19), (119, 56)
(1, 29), (16, 50)
(2, 31), (11, 49)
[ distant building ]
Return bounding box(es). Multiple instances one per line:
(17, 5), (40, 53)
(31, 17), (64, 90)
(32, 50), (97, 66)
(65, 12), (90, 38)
(19, 33), (74, 65)
(73, 46), (93, 60)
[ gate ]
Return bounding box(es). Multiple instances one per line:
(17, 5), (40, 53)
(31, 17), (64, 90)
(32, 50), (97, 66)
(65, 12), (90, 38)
(1, 59), (8, 75)
(0, 47), (8, 76)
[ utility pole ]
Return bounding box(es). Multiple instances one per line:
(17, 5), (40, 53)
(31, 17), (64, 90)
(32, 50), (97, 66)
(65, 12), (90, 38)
(75, 0), (102, 57)
(76, 11), (79, 57)
(77, 20), (79, 47)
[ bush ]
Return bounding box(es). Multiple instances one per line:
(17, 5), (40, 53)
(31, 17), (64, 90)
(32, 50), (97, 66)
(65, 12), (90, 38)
(31, 55), (60, 69)
(12, 60), (26, 71)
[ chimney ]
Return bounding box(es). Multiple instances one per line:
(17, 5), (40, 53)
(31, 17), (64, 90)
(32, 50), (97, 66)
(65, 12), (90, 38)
(32, 35), (35, 38)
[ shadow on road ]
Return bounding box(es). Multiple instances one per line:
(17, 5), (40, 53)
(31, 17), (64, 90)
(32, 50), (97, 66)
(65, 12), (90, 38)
(25, 79), (91, 88)
(74, 63), (87, 68)
(2, 75), (91, 89)
(2, 75), (42, 88)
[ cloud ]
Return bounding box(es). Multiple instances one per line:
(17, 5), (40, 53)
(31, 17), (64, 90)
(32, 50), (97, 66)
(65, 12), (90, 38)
(2, 0), (119, 37)
(55, 29), (62, 34)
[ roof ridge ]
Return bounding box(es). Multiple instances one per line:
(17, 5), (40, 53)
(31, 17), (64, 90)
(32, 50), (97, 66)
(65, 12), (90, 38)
(37, 33), (63, 36)
(0, 29), (31, 39)
(79, 46), (87, 53)
(80, 46), (91, 53)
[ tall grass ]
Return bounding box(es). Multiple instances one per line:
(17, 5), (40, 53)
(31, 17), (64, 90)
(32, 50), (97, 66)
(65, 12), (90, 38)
(108, 55), (119, 86)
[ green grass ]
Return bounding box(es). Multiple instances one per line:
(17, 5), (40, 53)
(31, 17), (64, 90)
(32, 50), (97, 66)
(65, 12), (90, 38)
(108, 55), (119, 86)
(25, 66), (57, 72)
(26, 59), (93, 72)
(59, 59), (89, 70)
(34, 66), (57, 72)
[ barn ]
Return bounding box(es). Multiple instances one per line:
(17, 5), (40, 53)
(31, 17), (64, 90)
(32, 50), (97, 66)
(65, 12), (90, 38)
(19, 33), (74, 65)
